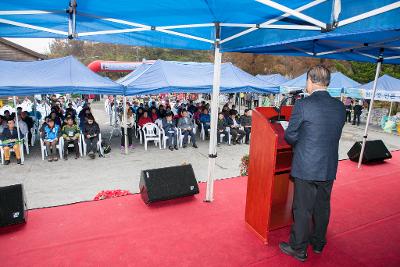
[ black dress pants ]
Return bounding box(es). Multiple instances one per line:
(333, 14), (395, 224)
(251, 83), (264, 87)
(289, 178), (334, 251)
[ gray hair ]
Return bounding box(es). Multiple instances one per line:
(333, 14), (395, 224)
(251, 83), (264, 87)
(307, 65), (331, 87)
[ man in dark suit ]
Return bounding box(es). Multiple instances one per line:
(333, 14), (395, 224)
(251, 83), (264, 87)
(279, 66), (346, 262)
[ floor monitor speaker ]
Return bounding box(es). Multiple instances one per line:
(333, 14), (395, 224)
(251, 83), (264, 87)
(140, 164), (199, 204)
(347, 140), (392, 163)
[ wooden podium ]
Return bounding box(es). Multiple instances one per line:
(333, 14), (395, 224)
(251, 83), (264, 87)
(245, 106), (294, 244)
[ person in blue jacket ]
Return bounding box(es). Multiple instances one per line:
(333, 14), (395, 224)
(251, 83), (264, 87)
(199, 108), (211, 139)
(42, 118), (60, 162)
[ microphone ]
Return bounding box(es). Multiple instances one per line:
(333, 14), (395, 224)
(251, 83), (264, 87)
(288, 89), (304, 95)
(272, 90), (303, 122)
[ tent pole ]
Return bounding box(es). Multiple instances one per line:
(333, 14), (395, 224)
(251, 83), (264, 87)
(123, 96), (128, 155)
(389, 101), (393, 116)
(205, 27), (222, 202)
(358, 54), (383, 168)
(13, 96), (24, 164)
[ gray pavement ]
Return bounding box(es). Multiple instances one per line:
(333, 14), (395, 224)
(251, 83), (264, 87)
(1, 102), (399, 209)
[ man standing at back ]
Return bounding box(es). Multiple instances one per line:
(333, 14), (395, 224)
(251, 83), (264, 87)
(279, 66), (346, 262)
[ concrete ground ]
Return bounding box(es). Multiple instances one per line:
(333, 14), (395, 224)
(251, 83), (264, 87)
(1, 102), (399, 209)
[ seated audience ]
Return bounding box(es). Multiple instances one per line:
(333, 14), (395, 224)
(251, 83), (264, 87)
(221, 105), (230, 118)
(178, 110), (198, 148)
(0, 116), (6, 135)
(138, 111), (152, 128)
(16, 114), (29, 138)
(217, 113), (229, 146)
(240, 109), (252, 144)
(3, 110), (12, 121)
(61, 116), (80, 160)
(162, 112), (178, 151)
(21, 111), (34, 144)
(1, 119), (23, 165)
(65, 102), (77, 120)
(199, 108), (211, 139)
(226, 110), (245, 145)
(158, 105), (166, 119)
(43, 118), (61, 162)
(150, 107), (159, 122)
(83, 115), (100, 159)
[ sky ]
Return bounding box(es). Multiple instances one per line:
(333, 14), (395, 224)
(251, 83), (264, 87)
(5, 38), (54, 54)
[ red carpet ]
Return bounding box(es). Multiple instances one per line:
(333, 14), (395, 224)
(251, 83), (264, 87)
(1, 152), (400, 267)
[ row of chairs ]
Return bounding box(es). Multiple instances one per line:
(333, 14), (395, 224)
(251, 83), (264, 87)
(39, 133), (103, 160)
(136, 122), (244, 151)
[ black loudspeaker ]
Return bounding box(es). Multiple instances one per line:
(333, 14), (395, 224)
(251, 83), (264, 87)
(140, 164), (199, 204)
(348, 140), (392, 163)
(0, 184), (28, 227)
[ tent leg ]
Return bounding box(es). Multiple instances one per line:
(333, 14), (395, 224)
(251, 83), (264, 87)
(389, 101), (393, 116)
(358, 58), (382, 168)
(205, 46), (222, 202)
(13, 96), (24, 164)
(123, 96), (128, 155)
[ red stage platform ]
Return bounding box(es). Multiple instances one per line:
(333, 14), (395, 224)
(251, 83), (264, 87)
(1, 152), (400, 267)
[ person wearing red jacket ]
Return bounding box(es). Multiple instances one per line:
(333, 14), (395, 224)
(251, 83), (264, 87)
(138, 111), (152, 127)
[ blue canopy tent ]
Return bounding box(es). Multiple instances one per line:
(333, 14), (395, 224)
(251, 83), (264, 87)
(1, 0), (399, 200)
(119, 60), (279, 95)
(360, 74), (400, 116)
(0, 56), (125, 96)
(256, 74), (289, 86)
(280, 72), (360, 97)
(360, 74), (400, 103)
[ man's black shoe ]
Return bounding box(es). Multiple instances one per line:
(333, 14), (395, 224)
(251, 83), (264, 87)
(311, 245), (324, 254)
(193, 144), (198, 148)
(64, 155), (68, 160)
(169, 146), (174, 151)
(17, 159), (22, 165)
(183, 144), (187, 148)
(174, 145), (178, 150)
(4, 160), (10, 165)
(279, 242), (307, 262)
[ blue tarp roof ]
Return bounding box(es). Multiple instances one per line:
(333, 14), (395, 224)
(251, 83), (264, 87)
(359, 74), (400, 102)
(280, 71), (360, 97)
(256, 74), (289, 86)
(0, 56), (124, 96)
(0, 1), (398, 60)
(119, 60), (279, 96)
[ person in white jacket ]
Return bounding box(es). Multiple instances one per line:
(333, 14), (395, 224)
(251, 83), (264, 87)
(121, 108), (135, 151)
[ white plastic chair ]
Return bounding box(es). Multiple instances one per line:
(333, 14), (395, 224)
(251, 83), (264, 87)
(0, 140), (25, 164)
(40, 138), (63, 160)
(82, 133), (103, 157)
(178, 128), (194, 148)
(62, 135), (83, 158)
(141, 123), (161, 150)
(159, 127), (178, 149)
(200, 123), (211, 141)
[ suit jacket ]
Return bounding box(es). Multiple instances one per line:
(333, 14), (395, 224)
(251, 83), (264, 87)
(177, 117), (194, 130)
(285, 91), (346, 181)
